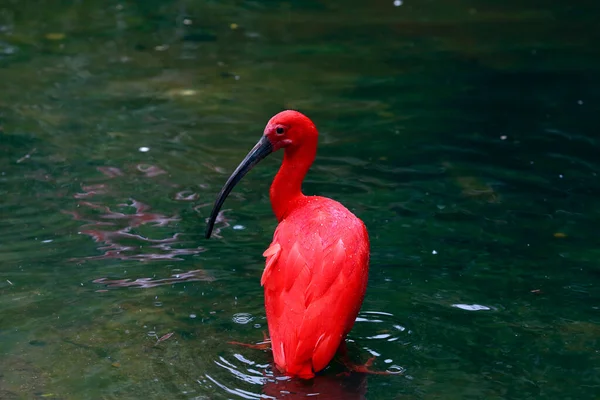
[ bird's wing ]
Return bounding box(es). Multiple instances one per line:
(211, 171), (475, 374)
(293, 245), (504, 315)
(261, 216), (369, 376)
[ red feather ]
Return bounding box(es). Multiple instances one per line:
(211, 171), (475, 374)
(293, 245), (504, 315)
(262, 197), (369, 378)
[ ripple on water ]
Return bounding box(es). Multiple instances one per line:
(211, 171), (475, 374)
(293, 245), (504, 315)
(451, 303), (493, 311)
(198, 308), (408, 399)
(352, 310), (409, 375)
(232, 313), (254, 324)
(205, 351), (370, 399)
(64, 197), (204, 263)
(92, 269), (214, 290)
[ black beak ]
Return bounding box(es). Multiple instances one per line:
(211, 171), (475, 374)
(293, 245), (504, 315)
(205, 136), (273, 239)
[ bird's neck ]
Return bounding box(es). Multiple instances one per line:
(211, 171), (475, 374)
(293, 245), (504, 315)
(270, 143), (316, 222)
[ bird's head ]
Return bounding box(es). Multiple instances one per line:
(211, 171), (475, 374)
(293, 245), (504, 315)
(262, 110), (318, 152)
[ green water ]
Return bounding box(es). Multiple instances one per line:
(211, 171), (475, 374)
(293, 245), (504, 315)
(1, 0), (598, 399)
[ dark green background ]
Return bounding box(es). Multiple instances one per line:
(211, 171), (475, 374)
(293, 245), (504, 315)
(0, 0), (598, 399)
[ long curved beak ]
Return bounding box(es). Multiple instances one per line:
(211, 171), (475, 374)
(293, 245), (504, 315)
(205, 136), (273, 239)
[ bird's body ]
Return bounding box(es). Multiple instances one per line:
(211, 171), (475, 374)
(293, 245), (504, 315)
(205, 110), (370, 379)
(262, 196), (369, 378)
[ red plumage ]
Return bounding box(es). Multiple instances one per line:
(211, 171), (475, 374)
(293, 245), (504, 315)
(205, 110), (371, 379)
(262, 197), (369, 378)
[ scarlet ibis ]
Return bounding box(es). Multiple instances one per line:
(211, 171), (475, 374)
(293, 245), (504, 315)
(205, 110), (370, 379)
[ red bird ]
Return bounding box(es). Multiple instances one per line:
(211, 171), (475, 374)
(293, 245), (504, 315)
(205, 110), (370, 379)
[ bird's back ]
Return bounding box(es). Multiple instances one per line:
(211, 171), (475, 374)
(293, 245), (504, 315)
(261, 196), (370, 378)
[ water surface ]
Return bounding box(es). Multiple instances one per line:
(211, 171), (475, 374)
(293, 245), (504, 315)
(1, 0), (598, 399)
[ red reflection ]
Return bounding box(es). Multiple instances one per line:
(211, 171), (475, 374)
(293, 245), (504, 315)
(175, 190), (199, 201)
(96, 166), (124, 178)
(136, 164), (167, 177)
(262, 372), (368, 400)
(64, 165), (213, 292)
(194, 204), (231, 239)
(74, 183), (108, 199)
(77, 199), (179, 227)
(65, 196), (203, 262)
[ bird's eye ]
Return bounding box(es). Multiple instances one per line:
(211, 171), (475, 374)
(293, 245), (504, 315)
(276, 127), (285, 135)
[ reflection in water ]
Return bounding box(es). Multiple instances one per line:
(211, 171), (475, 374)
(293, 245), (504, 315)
(64, 166), (209, 288)
(65, 198), (202, 262)
(80, 198), (178, 227)
(262, 373), (367, 400)
(342, 311), (406, 376)
(195, 203), (232, 239)
(74, 183), (108, 198)
(137, 163), (167, 177)
(96, 166), (124, 178)
(451, 303), (492, 311)
(64, 163), (203, 261)
(202, 309), (407, 399)
(175, 190), (199, 201)
(92, 269), (213, 289)
(205, 353), (368, 400)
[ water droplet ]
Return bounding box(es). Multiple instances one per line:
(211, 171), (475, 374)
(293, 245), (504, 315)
(189, 314), (197, 319)
(233, 225), (245, 230)
(559, 174), (563, 178)
(393, 0), (403, 6)
(139, 146), (150, 152)
(577, 100), (583, 105)
(41, 239), (53, 243)
(183, 19), (192, 25)
(432, 250), (437, 255)
(500, 135), (507, 140)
